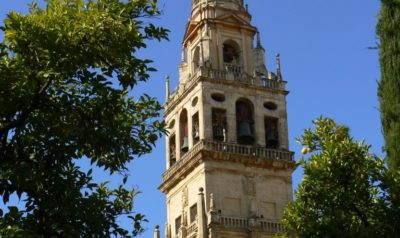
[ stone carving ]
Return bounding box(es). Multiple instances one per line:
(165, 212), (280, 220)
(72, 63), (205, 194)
(243, 176), (256, 196)
(182, 186), (188, 208)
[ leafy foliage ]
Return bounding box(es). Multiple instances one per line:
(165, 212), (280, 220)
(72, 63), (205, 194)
(377, 1), (400, 235)
(377, 0), (400, 171)
(283, 118), (400, 238)
(0, 0), (168, 237)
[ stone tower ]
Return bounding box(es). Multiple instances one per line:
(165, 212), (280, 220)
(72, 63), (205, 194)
(159, 1), (295, 237)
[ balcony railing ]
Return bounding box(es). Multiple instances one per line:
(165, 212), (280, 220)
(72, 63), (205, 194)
(259, 220), (285, 233)
(162, 140), (205, 182)
(202, 140), (294, 161)
(224, 63), (242, 74)
(186, 222), (198, 237)
(162, 140), (294, 182)
(218, 216), (285, 233)
(175, 216), (284, 236)
(165, 67), (286, 110)
(220, 216), (249, 229)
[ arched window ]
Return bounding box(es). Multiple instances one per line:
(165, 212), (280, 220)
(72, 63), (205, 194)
(169, 135), (176, 167)
(192, 46), (201, 71)
(168, 120), (176, 167)
(192, 112), (200, 144)
(236, 99), (254, 145)
(180, 110), (189, 153)
(265, 117), (279, 149)
(212, 108), (227, 142)
(223, 40), (240, 64)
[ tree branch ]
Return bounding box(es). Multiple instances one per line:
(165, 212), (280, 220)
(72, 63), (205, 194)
(0, 76), (53, 141)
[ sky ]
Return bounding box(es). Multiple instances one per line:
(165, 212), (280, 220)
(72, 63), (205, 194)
(0, 0), (382, 237)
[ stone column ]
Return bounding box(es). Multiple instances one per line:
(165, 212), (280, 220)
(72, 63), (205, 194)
(165, 223), (170, 238)
(165, 76), (170, 102)
(153, 225), (160, 238)
(197, 188), (208, 238)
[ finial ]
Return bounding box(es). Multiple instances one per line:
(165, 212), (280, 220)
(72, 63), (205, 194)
(245, 4), (248, 12)
(165, 76), (170, 101)
(256, 31), (262, 49)
(276, 54), (282, 81)
(153, 225), (160, 238)
(204, 21), (209, 37)
(210, 193), (216, 212)
(165, 223), (170, 238)
(197, 187), (207, 237)
(181, 48), (185, 62)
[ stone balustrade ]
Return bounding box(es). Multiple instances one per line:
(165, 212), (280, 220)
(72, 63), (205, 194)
(174, 216), (284, 236)
(219, 216), (284, 233)
(162, 140), (294, 182)
(220, 216), (249, 229)
(165, 67), (286, 110)
(162, 140), (204, 182)
(259, 220), (285, 233)
(186, 222), (198, 237)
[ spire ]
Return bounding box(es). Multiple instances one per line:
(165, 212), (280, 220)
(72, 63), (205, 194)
(208, 193), (221, 225)
(204, 21), (209, 37)
(192, 0), (245, 11)
(165, 76), (170, 101)
(153, 225), (160, 238)
(209, 193), (216, 212)
(256, 31), (264, 50)
(197, 187), (208, 238)
(276, 53), (283, 81)
(181, 48), (185, 63)
(165, 223), (170, 238)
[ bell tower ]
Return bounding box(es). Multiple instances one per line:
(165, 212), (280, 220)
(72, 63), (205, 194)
(159, 1), (295, 237)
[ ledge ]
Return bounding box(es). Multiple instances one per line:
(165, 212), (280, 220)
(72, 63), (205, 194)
(164, 67), (288, 116)
(159, 140), (295, 193)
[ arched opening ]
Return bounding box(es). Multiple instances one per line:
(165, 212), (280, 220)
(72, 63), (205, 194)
(180, 110), (189, 153)
(192, 112), (200, 144)
(211, 93), (225, 102)
(192, 46), (201, 71)
(236, 99), (254, 145)
(263, 101), (278, 111)
(223, 40), (240, 65)
(212, 108), (227, 142)
(168, 120), (176, 167)
(265, 117), (279, 149)
(169, 134), (176, 167)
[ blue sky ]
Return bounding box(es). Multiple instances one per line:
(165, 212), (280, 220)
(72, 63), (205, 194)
(1, 0), (382, 237)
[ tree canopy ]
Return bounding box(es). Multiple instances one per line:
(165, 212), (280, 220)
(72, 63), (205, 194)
(283, 118), (400, 238)
(377, 0), (400, 171)
(283, 2), (400, 236)
(0, 0), (168, 237)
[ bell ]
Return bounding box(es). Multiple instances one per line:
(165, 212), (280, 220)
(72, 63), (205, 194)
(266, 130), (278, 148)
(181, 137), (189, 152)
(238, 122), (254, 144)
(170, 150), (176, 160)
(194, 131), (200, 139)
(214, 126), (224, 141)
(169, 158), (176, 167)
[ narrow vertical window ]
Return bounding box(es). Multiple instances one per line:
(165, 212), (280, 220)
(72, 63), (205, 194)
(175, 216), (181, 235)
(180, 110), (189, 154)
(169, 135), (176, 167)
(192, 112), (200, 145)
(265, 117), (279, 149)
(190, 204), (197, 224)
(236, 99), (254, 145)
(223, 41), (240, 64)
(212, 108), (227, 142)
